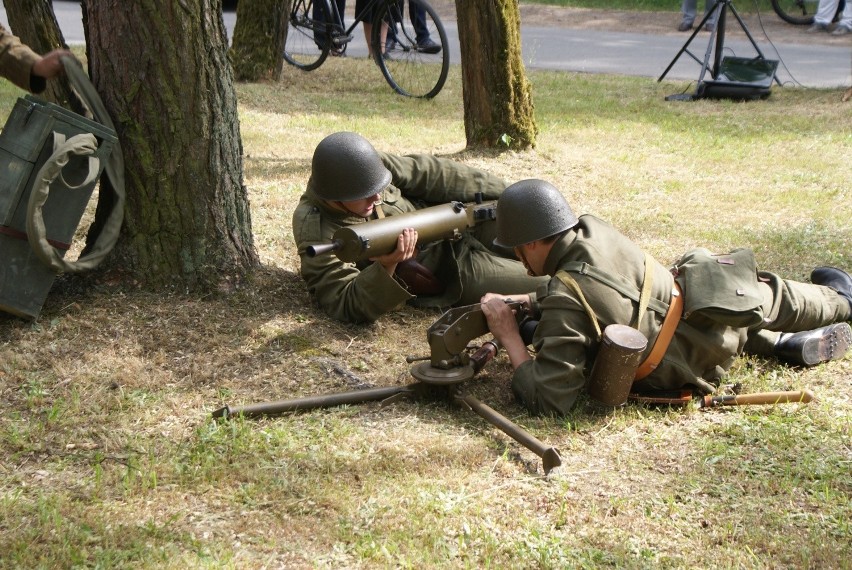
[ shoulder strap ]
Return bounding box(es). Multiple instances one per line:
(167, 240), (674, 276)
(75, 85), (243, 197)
(560, 260), (669, 315)
(634, 252), (655, 329)
(555, 271), (603, 341)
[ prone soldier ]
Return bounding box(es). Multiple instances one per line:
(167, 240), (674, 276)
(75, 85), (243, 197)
(480, 179), (852, 416)
(292, 132), (547, 324)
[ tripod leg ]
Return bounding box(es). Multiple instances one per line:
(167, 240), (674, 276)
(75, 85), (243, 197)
(658, 25), (705, 82)
(658, 0), (725, 83)
(695, 2), (726, 86)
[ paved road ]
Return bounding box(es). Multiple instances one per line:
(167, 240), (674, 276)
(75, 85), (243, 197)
(3, 2), (849, 88)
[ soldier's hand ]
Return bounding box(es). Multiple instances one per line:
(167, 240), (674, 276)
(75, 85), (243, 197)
(481, 298), (520, 341)
(481, 298), (531, 369)
(373, 228), (418, 274)
(32, 49), (73, 80)
(481, 293), (531, 310)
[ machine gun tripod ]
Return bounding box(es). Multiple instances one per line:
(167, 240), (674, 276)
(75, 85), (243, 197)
(659, 0), (780, 100)
(212, 302), (562, 475)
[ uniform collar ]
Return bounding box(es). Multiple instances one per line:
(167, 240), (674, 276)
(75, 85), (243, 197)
(304, 177), (378, 222)
(542, 227), (579, 276)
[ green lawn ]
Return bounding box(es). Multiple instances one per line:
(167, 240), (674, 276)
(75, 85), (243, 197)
(0, 21), (850, 570)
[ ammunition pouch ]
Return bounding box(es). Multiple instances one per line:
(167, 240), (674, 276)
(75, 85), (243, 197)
(395, 258), (446, 297)
(673, 248), (764, 328)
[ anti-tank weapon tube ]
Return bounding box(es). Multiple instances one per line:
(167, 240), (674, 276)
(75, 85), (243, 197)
(305, 200), (497, 263)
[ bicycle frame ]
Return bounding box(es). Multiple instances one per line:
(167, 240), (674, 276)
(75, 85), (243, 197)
(323, 0), (394, 42)
(284, 0), (450, 98)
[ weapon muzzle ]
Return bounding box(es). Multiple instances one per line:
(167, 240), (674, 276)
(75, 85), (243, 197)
(306, 240), (343, 257)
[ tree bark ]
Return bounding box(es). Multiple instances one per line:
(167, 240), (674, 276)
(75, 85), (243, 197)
(3, 0), (84, 113)
(83, 0), (259, 290)
(230, 0), (290, 82)
(454, 0), (537, 149)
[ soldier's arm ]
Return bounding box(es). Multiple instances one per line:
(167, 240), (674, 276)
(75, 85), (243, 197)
(0, 24), (43, 92)
(510, 294), (591, 416)
(293, 202), (413, 324)
(379, 152), (506, 203)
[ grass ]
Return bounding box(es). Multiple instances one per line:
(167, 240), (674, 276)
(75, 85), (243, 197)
(1, 34), (851, 570)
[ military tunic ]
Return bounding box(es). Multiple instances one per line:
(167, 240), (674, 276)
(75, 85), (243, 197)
(0, 24), (44, 93)
(292, 152), (547, 323)
(513, 215), (851, 416)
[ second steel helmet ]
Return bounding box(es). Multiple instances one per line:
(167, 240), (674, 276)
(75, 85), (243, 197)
(310, 132), (393, 201)
(494, 179), (579, 248)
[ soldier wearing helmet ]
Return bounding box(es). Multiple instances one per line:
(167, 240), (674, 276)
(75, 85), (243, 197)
(292, 132), (547, 324)
(480, 179), (852, 416)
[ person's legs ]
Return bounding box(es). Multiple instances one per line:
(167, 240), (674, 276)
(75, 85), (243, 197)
(743, 269), (852, 364)
(702, 0), (718, 29)
(831, 0), (852, 33)
(679, 0), (698, 30)
(809, 0), (840, 30)
(454, 246), (547, 305)
(757, 272), (851, 332)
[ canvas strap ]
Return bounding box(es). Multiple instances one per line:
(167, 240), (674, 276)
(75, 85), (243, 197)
(557, 253), (683, 380)
(555, 270), (602, 341)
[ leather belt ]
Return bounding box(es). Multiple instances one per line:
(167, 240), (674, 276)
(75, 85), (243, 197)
(635, 281), (683, 380)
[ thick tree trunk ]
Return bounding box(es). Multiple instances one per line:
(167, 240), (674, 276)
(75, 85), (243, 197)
(230, 0), (290, 82)
(454, 0), (537, 149)
(3, 0), (84, 113)
(83, 0), (259, 290)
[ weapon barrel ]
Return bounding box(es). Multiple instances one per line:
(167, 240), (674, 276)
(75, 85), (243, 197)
(700, 389), (814, 408)
(311, 201), (495, 263)
(455, 393), (562, 475)
(305, 240), (343, 257)
(212, 386), (410, 419)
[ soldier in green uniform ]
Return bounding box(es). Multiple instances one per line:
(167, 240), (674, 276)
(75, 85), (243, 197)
(480, 179), (852, 416)
(292, 132), (547, 324)
(0, 23), (71, 93)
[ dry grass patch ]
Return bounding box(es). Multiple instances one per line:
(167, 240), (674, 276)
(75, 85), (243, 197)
(1, 54), (850, 568)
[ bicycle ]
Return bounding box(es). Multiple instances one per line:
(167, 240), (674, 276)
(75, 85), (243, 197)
(283, 0), (450, 99)
(770, 0), (845, 25)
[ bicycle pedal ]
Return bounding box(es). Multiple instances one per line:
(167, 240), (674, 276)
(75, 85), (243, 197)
(332, 34), (353, 47)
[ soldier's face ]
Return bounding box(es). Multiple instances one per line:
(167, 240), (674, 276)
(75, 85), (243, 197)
(515, 242), (547, 276)
(340, 193), (382, 217)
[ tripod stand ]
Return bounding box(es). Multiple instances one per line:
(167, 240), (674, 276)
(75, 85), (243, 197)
(658, 0), (780, 100)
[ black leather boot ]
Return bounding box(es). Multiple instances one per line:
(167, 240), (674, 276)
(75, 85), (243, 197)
(811, 266), (852, 311)
(774, 323), (852, 366)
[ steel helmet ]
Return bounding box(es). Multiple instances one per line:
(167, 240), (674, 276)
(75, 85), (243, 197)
(310, 132), (393, 201)
(494, 179), (579, 248)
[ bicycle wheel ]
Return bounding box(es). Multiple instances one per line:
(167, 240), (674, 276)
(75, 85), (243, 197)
(770, 0), (820, 25)
(372, 0), (449, 99)
(284, 0), (332, 71)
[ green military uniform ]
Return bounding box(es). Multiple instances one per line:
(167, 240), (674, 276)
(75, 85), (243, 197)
(513, 215), (851, 416)
(0, 24), (45, 93)
(292, 152), (547, 323)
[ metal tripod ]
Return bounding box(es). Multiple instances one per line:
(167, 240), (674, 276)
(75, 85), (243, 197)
(658, 0), (780, 99)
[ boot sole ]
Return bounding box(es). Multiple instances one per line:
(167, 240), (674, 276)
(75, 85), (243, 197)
(800, 322), (852, 366)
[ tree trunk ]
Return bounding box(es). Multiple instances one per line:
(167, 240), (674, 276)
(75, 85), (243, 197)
(3, 0), (84, 113)
(83, 0), (259, 290)
(230, 0), (290, 82)
(454, 0), (537, 149)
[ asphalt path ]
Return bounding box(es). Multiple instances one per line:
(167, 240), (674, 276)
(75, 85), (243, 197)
(3, 2), (849, 88)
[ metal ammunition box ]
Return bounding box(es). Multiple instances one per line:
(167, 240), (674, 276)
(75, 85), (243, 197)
(0, 95), (116, 319)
